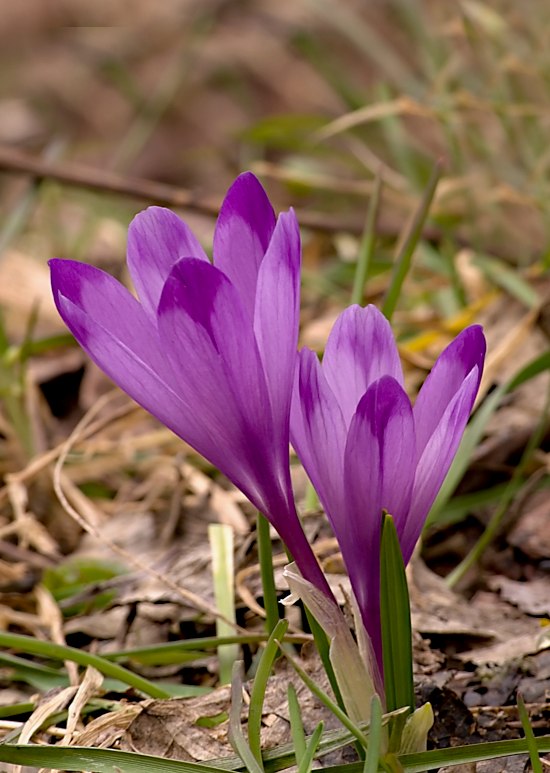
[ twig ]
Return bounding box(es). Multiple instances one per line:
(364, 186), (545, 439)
(0, 143), (442, 239)
(0, 144), (221, 217)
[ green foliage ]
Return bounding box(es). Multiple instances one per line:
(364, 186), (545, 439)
(0, 632), (172, 699)
(380, 515), (414, 718)
(42, 558), (128, 617)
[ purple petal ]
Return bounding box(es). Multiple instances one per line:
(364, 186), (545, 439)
(413, 325), (485, 457)
(402, 366), (481, 563)
(159, 258), (333, 598)
(127, 206), (208, 317)
(290, 348), (347, 520)
(157, 258), (288, 514)
(322, 305), (404, 429)
(345, 376), (416, 532)
(342, 376), (416, 670)
(254, 210), (301, 453)
(213, 172), (276, 318)
(49, 259), (193, 435)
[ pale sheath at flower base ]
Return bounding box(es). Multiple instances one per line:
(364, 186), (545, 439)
(49, 173), (330, 598)
(291, 304), (486, 676)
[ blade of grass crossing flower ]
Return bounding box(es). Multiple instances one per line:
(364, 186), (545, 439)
(248, 619), (289, 766)
(277, 639), (370, 751)
(351, 172), (383, 306)
(363, 695), (384, 773)
(381, 160), (442, 322)
(0, 631), (171, 699)
(426, 349), (550, 528)
(298, 722), (325, 773)
(257, 512), (281, 634)
(209, 524), (239, 684)
(380, 514), (414, 716)
(447, 380), (550, 588)
(517, 693), (543, 773)
(303, 605), (346, 712)
(229, 661), (265, 773)
(288, 683), (307, 766)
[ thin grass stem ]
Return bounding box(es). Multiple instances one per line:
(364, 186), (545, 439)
(447, 382), (550, 588)
(351, 172), (383, 305)
(381, 160), (442, 322)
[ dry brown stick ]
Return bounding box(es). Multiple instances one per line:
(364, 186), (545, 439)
(0, 144), (221, 216)
(0, 143), (406, 237)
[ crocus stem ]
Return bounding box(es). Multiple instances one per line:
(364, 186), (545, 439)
(257, 512), (280, 634)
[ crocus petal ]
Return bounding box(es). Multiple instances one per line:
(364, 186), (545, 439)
(127, 206), (209, 317)
(323, 305), (404, 429)
(402, 366), (481, 563)
(213, 172), (276, 318)
(157, 258), (282, 509)
(49, 259), (192, 436)
(254, 210), (300, 453)
(290, 348), (347, 519)
(159, 258), (332, 599)
(342, 376), (416, 669)
(413, 325), (485, 456)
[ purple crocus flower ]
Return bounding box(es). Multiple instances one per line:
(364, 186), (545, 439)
(291, 304), (486, 675)
(49, 172), (331, 598)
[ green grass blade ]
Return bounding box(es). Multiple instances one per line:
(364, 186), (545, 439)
(0, 745), (230, 773)
(380, 514), (414, 715)
(278, 640), (370, 751)
(517, 694), (543, 773)
(209, 523), (239, 684)
(0, 631), (172, 699)
(0, 702), (35, 719)
(303, 604), (346, 712)
(257, 512), (281, 634)
(351, 172), (383, 305)
(363, 695), (384, 773)
(248, 619), (289, 766)
(298, 721), (324, 773)
(288, 683), (307, 766)
(381, 160), (441, 322)
(104, 634), (286, 663)
(318, 735), (550, 773)
(0, 715), (408, 773)
(228, 661), (265, 773)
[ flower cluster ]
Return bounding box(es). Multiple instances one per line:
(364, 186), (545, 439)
(50, 172), (485, 686)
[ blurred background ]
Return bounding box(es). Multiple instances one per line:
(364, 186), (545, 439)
(0, 3), (550, 746)
(0, 1), (549, 555)
(3, 1), (550, 266)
